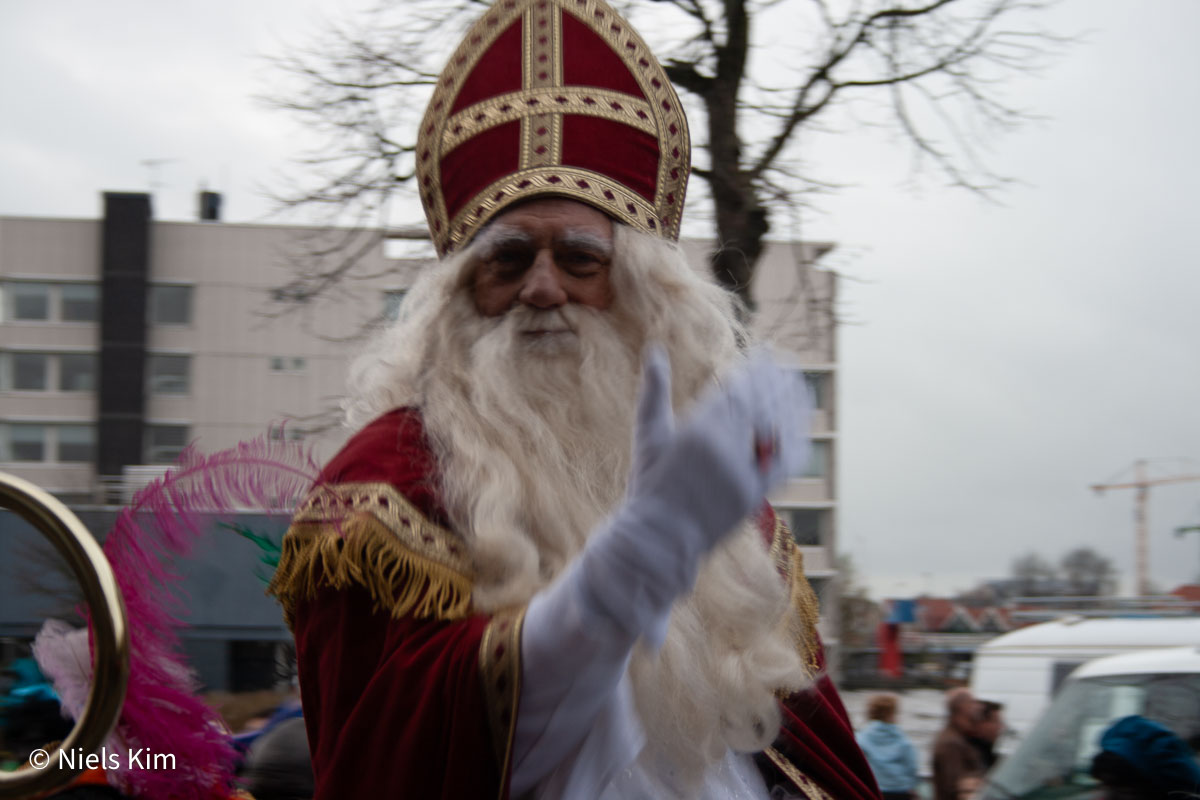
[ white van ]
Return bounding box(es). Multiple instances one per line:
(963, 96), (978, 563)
(968, 616), (1200, 750)
(978, 646), (1200, 799)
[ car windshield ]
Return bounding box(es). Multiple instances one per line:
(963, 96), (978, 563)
(980, 672), (1200, 800)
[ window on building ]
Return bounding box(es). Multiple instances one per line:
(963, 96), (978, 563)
(268, 426), (306, 442)
(1, 424), (46, 462)
(807, 440), (829, 478)
(59, 353), (97, 391)
(2, 352), (98, 392)
(60, 283), (99, 322)
(2, 354), (23, 390)
(149, 285), (193, 325)
(779, 507), (825, 546)
(808, 576), (831, 608)
(147, 355), (191, 394)
(11, 353), (49, 391)
(145, 425), (190, 464)
(382, 289), (407, 322)
(269, 356), (306, 373)
(789, 439), (830, 479)
(1, 282), (100, 323)
(56, 424), (95, 463)
(803, 371), (830, 411)
(7, 283), (52, 321)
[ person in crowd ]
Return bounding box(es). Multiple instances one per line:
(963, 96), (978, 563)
(1090, 715), (1200, 800)
(966, 699), (1005, 770)
(932, 687), (985, 800)
(239, 717), (314, 800)
(856, 693), (920, 799)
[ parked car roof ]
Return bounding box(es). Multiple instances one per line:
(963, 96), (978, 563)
(975, 616), (1200, 654)
(1071, 645), (1200, 679)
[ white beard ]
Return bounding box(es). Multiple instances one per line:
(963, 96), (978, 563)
(345, 227), (811, 786)
(423, 296), (642, 606)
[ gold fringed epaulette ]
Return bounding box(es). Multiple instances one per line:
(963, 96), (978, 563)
(267, 482), (475, 628)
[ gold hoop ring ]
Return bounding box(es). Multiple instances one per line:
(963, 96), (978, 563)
(0, 472), (129, 799)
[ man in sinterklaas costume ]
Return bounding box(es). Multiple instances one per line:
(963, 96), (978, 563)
(268, 0), (882, 796)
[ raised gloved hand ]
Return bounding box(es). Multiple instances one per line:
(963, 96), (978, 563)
(578, 343), (811, 645)
(629, 343), (808, 540)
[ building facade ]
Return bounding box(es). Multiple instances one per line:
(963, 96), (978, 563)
(1, 192), (842, 685)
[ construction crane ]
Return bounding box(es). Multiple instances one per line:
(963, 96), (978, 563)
(1091, 459), (1200, 596)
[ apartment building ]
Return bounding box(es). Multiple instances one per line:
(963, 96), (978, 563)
(0, 191), (842, 683)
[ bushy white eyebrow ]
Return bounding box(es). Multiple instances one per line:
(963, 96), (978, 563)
(473, 225), (532, 257)
(473, 224), (613, 259)
(558, 229), (613, 257)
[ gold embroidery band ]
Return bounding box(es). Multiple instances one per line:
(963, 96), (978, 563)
(446, 88), (657, 155)
(764, 747), (836, 800)
(520, 1), (563, 169)
(479, 606), (527, 800)
(448, 166), (658, 251)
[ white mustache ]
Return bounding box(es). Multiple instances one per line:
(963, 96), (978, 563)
(506, 306), (578, 334)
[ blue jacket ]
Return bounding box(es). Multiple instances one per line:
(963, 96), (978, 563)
(856, 720), (919, 792)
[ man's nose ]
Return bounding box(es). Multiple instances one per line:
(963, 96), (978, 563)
(518, 252), (568, 309)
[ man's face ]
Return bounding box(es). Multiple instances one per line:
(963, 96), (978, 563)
(470, 198), (615, 325)
(951, 697), (980, 734)
(976, 710), (1003, 743)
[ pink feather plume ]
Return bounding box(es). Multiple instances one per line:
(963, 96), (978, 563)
(63, 433), (320, 799)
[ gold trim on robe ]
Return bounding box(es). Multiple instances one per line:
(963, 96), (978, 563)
(771, 515), (822, 672)
(764, 515), (836, 797)
(479, 605), (527, 798)
(764, 747), (837, 800)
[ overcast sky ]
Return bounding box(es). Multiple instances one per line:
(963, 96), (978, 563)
(2, 0), (1198, 599)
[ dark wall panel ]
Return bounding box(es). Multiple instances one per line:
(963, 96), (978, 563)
(97, 192), (151, 477)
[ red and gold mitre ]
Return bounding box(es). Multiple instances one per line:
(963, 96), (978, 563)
(416, 0), (691, 255)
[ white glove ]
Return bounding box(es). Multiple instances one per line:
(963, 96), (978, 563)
(512, 346), (810, 794)
(578, 343), (810, 645)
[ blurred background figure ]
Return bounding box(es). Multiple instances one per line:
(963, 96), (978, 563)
(856, 693), (919, 800)
(0, 656), (71, 768)
(932, 687), (984, 800)
(966, 700), (1005, 771)
(239, 716), (313, 800)
(1090, 715), (1200, 800)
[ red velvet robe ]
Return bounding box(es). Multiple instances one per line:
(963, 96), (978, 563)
(270, 408), (881, 800)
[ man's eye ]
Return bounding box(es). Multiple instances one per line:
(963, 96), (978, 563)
(488, 250), (527, 276)
(562, 251), (603, 270)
